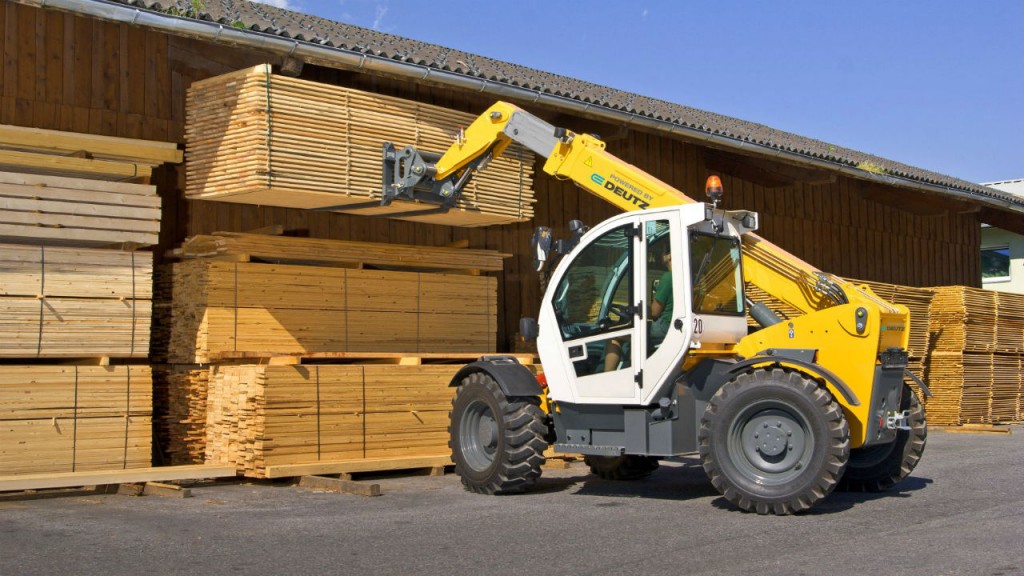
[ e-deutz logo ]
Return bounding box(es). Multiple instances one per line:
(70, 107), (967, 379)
(590, 173), (650, 209)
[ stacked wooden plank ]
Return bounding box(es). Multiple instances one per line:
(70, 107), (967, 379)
(185, 65), (536, 227)
(0, 171), (161, 247)
(173, 232), (510, 272)
(0, 366), (152, 475)
(927, 286), (1024, 425)
(0, 124), (182, 174)
(152, 366), (209, 466)
(156, 232), (509, 474)
(995, 291), (1024, 422)
(204, 365), (457, 478)
(0, 127), (181, 481)
(0, 125), (173, 247)
(0, 244), (152, 358)
(167, 258), (497, 364)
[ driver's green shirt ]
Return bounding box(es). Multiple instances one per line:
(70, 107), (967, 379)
(653, 270), (673, 331)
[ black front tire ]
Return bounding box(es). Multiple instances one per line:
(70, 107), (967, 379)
(699, 368), (850, 515)
(584, 455), (660, 481)
(448, 372), (548, 494)
(838, 383), (927, 492)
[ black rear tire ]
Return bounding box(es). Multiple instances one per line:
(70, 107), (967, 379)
(584, 455), (660, 480)
(838, 383), (927, 492)
(699, 368), (850, 515)
(448, 372), (548, 494)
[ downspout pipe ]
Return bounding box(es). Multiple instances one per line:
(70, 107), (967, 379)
(24, 0), (1024, 215)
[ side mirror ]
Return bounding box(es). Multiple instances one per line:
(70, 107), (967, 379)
(520, 317), (539, 341)
(531, 226), (552, 272)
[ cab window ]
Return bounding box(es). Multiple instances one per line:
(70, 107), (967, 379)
(551, 225), (634, 341)
(689, 232), (745, 316)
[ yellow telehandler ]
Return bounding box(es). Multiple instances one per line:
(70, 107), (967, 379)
(382, 101), (928, 514)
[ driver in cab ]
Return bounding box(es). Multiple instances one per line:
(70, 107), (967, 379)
(603, 245), (673, 372)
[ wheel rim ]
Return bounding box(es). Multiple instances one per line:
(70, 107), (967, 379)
(459, 399), (499, 472)
(727, 401), (814, 486)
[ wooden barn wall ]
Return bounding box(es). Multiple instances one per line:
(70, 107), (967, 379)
(0, 2), (981, 352)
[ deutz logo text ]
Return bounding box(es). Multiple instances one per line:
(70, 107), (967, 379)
(590, 174), (651, 209)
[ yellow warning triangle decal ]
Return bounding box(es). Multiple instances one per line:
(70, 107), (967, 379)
(583, 156), (593, 167)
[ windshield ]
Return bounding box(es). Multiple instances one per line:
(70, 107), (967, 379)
(689, 232), (745, 316)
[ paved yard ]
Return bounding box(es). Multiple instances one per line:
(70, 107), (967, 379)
(1, 427), (1022, 576)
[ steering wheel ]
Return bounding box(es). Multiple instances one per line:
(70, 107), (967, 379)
(598, 303), (631, 330)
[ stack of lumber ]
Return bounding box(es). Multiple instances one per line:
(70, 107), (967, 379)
(994, 292), (1024, 422)
(0, 366), (152, 475)
(153, 366), (209, 465)
(0, 244), (152, 358)
(185, 64), (536, 227)
(995, 291), (1024, 354)
(0, 171), (160, 247)
(0, 127), (180, 478)
(173, 232), (509, 272)
(927, 286), (1024, 425)
(168, 259), (496, 363)
(204, 364), (457, 478)
(158, 234), (508, 474)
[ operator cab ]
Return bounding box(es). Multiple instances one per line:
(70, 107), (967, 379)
(537, 191), (757, 407)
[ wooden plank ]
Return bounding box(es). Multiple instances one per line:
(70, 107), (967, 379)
(143, 482), (192, 498)
(0, 124), (181, 164)
(0, 149), (150, 180)
(298, 475), (381, 497)
(0, 464), (236, 492)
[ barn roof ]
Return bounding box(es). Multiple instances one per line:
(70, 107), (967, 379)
(45, 0), (1024, 213)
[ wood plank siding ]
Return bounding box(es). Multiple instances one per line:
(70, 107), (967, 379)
(0, 1), (983, 351)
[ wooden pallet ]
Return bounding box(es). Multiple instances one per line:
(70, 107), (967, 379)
(185, 65), (536, 227)
(268, 455), (452, 480)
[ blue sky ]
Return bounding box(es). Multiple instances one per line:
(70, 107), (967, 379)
(258, 0), (1022, 184)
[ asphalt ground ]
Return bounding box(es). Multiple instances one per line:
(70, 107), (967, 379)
(1, 426), (1022, 576)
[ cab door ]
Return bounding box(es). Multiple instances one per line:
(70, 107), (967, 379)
(636, 214), (692, 403)
(539, 218), (644, 404)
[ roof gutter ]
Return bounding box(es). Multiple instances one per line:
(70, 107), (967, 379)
(24, 0), (1024, 215)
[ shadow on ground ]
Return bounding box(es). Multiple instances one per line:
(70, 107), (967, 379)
(533, 457), (933, 514)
